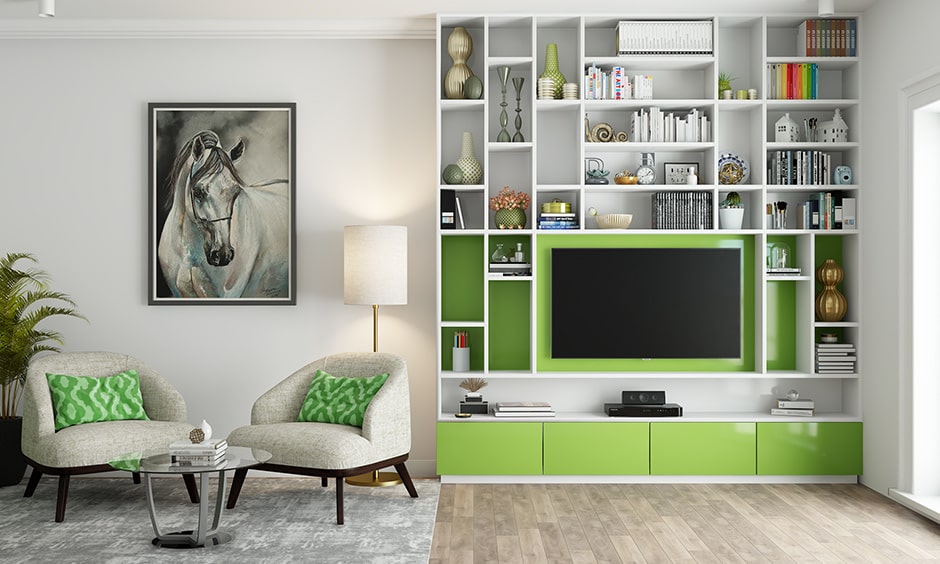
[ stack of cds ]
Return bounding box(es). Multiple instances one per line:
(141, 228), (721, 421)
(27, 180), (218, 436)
(815, 342), (856, 374)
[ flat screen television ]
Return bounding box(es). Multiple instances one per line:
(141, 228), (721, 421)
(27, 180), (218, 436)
(551, 247), (741, 359)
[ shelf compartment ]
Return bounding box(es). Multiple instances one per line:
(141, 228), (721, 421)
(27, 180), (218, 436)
(441, 326), (484, 372)
(441, 235), (484, 322)
(488, 280), (531, 371)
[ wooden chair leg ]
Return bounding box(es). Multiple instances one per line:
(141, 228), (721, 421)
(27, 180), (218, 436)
(321, 476), (328, 487)
(394, 463), (419, 498)
(183, 473), (199, 503)
(23, 467), (42, 498)
(335, 476), (344, 525)
(55, 475), (70, 523)
(226, 468), (249, 509)
(132, 472), (141, 485)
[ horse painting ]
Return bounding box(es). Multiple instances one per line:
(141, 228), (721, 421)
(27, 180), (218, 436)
(157, 129), (290, 300)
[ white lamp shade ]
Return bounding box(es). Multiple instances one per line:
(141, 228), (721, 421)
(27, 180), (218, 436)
(344, 225), (408, 305)
(39, 0), (54, 17)
(818, 0), (835, 16)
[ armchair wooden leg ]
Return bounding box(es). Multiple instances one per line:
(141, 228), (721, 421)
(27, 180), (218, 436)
(132, 472), (141, 485)
(321, 477), (328, 487)
(182, 473), (199, 503)
(335, 476), (344, 525)
(394, 463), (419, 498)
(226, 468), (249, 509)
(23, 467), (42, 498)
(55, 475), (70, 523)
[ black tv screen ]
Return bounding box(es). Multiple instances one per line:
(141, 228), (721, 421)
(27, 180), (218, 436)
(551, 247), (741, 359)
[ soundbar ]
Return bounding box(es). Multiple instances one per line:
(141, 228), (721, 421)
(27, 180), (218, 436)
(621, 390), (666, 405)
(604, 403), (683, 417)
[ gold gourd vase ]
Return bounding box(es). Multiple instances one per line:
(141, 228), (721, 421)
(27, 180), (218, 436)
(444, 26), (474, 99)
(815, 259), (847, 322)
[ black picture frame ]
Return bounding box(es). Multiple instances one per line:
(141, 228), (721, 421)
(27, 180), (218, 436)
(664, 162), (699, 185)
(148, 102), (297, 305)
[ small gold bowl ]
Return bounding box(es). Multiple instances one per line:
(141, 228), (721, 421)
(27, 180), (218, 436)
(614, 176), (638, 185)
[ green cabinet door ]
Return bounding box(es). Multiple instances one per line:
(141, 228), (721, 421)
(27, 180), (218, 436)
(437, 422), (542, 475)
(544, 422), (649, 475)
(757, 422), (862, 475)
(651, 422), (756, 475)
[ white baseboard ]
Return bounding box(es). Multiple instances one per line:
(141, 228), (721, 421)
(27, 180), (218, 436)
(889, 489), (940, 524)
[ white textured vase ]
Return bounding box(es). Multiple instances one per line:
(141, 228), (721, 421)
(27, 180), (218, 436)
(456, 132), (482, 185)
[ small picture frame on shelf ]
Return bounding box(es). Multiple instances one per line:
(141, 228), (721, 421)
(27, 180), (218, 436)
(664, 162), (699, 185)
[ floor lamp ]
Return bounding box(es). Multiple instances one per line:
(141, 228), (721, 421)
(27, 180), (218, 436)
(343, 225), (408, 487)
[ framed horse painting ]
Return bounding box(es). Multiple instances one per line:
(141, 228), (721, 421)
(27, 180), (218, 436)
(148, 102), (296, 305)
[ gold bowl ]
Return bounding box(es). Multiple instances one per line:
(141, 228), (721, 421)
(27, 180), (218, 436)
(614, 175), (638, 185)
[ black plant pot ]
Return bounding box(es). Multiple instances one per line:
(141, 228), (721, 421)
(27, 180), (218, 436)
(0, 417), (26, 487)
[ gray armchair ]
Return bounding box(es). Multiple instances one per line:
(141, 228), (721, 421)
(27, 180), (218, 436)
(21, 351), (197, 522)
(225, 352), (418, 524)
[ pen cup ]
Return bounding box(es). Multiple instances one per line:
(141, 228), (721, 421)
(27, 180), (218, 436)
(452, 347), (470, 372)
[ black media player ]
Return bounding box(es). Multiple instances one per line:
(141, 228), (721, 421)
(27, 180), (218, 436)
(604, 403), (683, 417)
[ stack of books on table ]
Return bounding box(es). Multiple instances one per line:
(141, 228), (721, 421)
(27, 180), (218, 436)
(488, 262), (532, 277)
(771, 398), (815, 417)
(815, 342), (857, 374)
(168, 438), (228, 467)
(493, 402), (555, 417)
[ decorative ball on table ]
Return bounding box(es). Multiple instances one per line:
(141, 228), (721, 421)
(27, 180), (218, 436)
(188, 428), (205, 444)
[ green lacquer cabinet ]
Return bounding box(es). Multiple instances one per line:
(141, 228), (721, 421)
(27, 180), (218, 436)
(650, 422), (756, 475)
(757, 422), (862, 475)
(436, 422), (542, 475)
(544, 422), (649, 475)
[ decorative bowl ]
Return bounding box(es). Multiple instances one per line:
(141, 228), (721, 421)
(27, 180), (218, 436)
(614, 176), (639, 185)
(593, 213), (633, 229)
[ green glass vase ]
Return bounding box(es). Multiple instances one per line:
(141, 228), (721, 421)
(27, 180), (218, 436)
(494, 208), (526, 229)
(539, 43), (566, 99)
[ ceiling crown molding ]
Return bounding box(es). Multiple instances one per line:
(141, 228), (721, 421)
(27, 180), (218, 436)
(0, 17), (436, 40)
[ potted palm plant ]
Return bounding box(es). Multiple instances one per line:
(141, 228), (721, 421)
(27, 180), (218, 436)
(0, 252), (84, 486)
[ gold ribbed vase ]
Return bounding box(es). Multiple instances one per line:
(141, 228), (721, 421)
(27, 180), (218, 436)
(444, 26), (474, 99)
(815, 259), (847, 322)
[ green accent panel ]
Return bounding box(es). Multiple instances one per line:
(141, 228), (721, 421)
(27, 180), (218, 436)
(766, 281), (797, 370)
(489, 281), (531, 370)
(437, 422), (543, 475)
(650, 422), (756, 475)
(757, 422), (862, 475)
(441, 326), (485, 371)
(536, 234), (755, 372)
(544, 422), (649, 475)
(442, 236), (484, 321)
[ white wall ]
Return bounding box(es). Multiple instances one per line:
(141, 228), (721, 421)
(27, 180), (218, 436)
(0, 38), (439, 477)
(862, 0), (940, 494)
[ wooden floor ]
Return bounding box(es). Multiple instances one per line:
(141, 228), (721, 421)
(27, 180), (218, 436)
(429, 483), (940, 563)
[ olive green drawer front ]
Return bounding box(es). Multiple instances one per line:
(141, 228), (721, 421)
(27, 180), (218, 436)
(650, 422), (756, 475)
(437, 422), (543, 475)
(543, 422), (649, 475)
(757, 422), (862, 475)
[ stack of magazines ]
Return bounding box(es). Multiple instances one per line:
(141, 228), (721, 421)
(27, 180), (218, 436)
(493, 402), (555, 417)
(168, 438), (228, 467)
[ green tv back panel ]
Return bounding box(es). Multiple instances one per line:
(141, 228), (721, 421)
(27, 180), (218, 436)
(544, 422), (649, 475)
(757, 422), (862, 475)
(437, 422), (542, 475)
(651, 422), (756, 475)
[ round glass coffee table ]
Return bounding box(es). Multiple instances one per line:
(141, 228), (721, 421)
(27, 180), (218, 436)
(109, 446), (271, 548)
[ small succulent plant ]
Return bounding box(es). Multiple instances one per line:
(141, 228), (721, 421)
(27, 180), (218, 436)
(720, 191), (742, 208)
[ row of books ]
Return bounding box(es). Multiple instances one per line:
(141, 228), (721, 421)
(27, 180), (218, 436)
(792, 193), (856, 231)
(615, 20), (713, 55)
(538, 212), (579, 230)
(629, 107), (711, 143)
(771, 397), (815, 417)
(168, 438), (228, 467)
(492, 402), (555, 418)
(768, 150), (834, 186)
(583, 65), (653, 100)
(767, 63), (819, 100)
(651, 191), (713, 230)
(816, 342), (856, 374)
(798, 18), (858, 57)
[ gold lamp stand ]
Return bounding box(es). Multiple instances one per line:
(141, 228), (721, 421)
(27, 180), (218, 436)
(346, 304), (403, 488)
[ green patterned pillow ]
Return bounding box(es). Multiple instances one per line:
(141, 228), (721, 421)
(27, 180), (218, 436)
(297, 369), (389, 427)
(46, 370), (149, 431)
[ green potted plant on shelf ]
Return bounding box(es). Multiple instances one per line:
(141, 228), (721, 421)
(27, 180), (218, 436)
(719, 191), (744, 229)
(718, 71), (737, 98)
(0, 252), (85, 486)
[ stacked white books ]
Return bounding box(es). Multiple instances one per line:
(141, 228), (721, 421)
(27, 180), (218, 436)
(771, 398), (815, 417)
(815, 342), (856, 374)
(493, 402), (555, 417)
(168, 438), (228, 467)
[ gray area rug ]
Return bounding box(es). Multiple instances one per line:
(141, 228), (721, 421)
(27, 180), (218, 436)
(0, 476), (439, 563)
